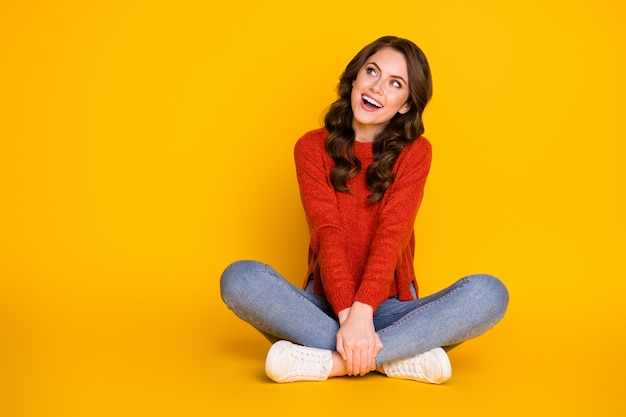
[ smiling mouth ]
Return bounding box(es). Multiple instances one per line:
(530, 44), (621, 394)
(362, 95), (383, 109)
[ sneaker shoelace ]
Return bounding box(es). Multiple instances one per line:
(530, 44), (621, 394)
(388, 354), (429, 378)
(289, 347), (331, 377)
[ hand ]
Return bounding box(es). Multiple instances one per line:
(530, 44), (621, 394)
(336, 302), (383, 376)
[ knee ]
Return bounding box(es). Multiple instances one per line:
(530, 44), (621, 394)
(220, 260), (264, 304)
(464, 274), (509, 321)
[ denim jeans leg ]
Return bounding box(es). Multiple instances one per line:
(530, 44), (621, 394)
(220, 260), (339, 350)
(373, 274), (509, 366)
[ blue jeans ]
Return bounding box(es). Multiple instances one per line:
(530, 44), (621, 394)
(220, 260), (509, 366)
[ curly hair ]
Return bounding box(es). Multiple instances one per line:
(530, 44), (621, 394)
(324, 36), (433, 204)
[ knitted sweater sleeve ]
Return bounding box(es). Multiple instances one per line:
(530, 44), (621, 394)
(294, 131), (357, 313)
(354, 138), (432, 311)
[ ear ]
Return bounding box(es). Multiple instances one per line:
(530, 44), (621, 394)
(398, 102), (411, 115)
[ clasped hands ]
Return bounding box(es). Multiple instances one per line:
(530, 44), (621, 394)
(336, 301), (383, 376)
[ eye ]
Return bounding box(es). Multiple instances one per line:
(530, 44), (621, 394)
(366, 66), (378, 77)
(391, 79), (402, 88)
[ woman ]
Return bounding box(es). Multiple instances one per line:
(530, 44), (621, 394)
(220, 36), (509, 384)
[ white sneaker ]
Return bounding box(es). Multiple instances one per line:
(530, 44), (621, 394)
(382, 347), (452, 384)
(265, 340), (333, 383)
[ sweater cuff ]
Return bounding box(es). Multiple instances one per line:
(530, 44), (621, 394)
(353, 282), (390, 313)
(325, 287), (356, 315)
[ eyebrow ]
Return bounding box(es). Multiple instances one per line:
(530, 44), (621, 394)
(366, 61), (407, 85)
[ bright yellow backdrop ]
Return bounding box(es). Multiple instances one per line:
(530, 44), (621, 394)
(1, 0), (624, 416)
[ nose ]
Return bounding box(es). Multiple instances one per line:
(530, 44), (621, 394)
(370, 79), (383, 95)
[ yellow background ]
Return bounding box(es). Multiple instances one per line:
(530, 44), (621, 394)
(1, 0), (624, 415)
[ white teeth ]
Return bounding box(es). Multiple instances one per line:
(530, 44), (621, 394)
(363, 95), (382, 108)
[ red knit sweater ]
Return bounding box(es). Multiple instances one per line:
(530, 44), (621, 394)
(294, 128), (432, 314)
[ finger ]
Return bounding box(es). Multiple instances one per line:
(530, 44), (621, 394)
(336, 335), (346, 361)
(344, 346), (354, 375)
(375, 335), (384, 354)
(353, 346), (363, 376)
(352, 348), (361, 376)
(360, 355), (372, 376)
(353, 348), (361, 376)
(372, 339), (383, 371)
(366, 344), (376, 373)
(369, 344), (378, 374)
(360, 348), (370, 376)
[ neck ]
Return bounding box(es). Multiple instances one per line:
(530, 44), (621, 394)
(353, 125), (379, 143)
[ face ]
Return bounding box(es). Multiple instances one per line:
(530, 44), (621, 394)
(350, 47), (411, 141)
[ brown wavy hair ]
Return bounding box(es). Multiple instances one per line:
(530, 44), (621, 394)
(324, 36), (433, 204)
